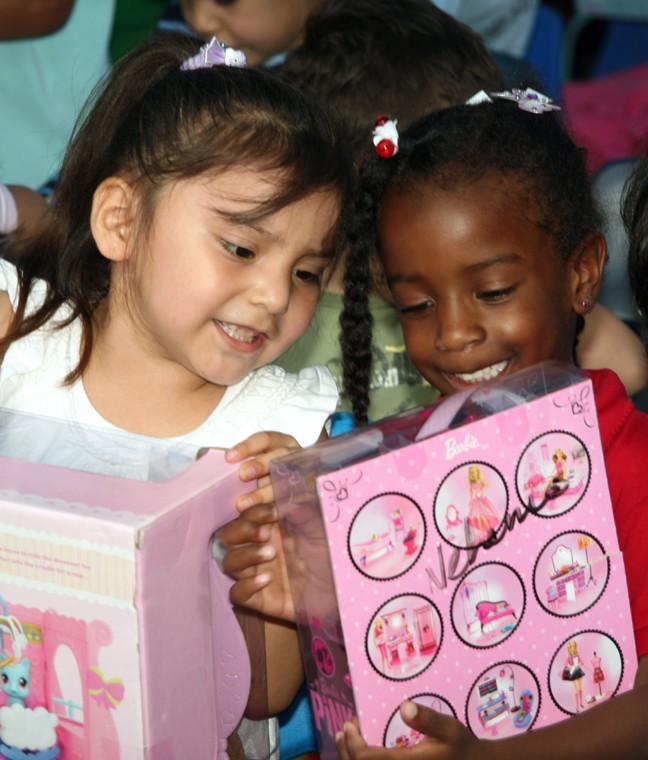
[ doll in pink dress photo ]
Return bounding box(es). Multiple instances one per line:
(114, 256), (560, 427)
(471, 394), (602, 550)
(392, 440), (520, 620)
(466, 465), (501, 544)
(552, 448), (568, 481)
(545, 448), (570, 500)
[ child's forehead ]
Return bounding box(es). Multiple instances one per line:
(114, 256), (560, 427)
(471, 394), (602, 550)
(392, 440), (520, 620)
(382, 174), (541, 237)
(378, 175), (562, 279)
(165, 167), (322, 207)
(389, 170), (534, 210)
(389, 172), (551, 242)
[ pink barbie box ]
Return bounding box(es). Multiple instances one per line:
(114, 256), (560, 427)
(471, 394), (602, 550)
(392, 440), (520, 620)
(271, 362), (638, 758)
(0, 413), (254, 759)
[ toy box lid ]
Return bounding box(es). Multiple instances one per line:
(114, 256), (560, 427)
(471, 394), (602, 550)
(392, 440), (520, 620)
(272, 361), (584, 489)
(0, 412), (255, 759)
(0, 408), (230, 528)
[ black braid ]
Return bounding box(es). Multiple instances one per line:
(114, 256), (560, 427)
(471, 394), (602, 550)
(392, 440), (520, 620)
(340, 145), (396, 425)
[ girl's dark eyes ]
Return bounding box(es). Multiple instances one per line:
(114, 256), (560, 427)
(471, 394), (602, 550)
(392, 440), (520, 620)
(398, 285), (517, 314)
(477, 285), (517, 302)
(221, 240), (254, 259)
(398, 300), (433, 315)
(294, 269), (321, 285)
(221, 239), (323, 284)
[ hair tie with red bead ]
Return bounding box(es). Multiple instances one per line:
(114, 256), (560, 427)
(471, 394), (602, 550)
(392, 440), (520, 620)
(372, 115), (399, 158)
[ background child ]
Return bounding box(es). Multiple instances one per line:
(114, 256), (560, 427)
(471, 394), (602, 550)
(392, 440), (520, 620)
(275, 0), (648, 425)
(331, 94), (648, 759)
(0, 32), (355, 756)
(157, 0), (323, 66)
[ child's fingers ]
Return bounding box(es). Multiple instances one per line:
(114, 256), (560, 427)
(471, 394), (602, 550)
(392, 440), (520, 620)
(226, 431), (299, 463)
(335, 729), (352, 760)
(336, 721), (370, 760)
(401, 700), (447, 736)
(221, 542), (276, 577)
(236, 449), (295, 485)
(218, 504), (277, 546)
(237, 481), (276, 510)
(229, 574), (296, 621)
(333, 704), (476, 760)
(400, 701), (476, 753)
(228, 574), (272, 608)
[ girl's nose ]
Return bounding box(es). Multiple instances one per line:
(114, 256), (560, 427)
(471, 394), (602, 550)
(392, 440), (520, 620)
(186, 5), (225, 42)
(249, 271), (291, 316)
(434, 299), (484, 352)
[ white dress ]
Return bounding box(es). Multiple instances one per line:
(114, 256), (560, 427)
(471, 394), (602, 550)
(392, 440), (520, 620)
(0, 260), (339, 480)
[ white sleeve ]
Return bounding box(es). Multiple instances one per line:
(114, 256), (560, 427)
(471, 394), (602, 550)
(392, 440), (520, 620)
(0, 183), (18, 234)
(260, 364), (339, 447)
(0, 258), (50, 315)
(178, 365), (340, 450)
(0, 258), (20, 308)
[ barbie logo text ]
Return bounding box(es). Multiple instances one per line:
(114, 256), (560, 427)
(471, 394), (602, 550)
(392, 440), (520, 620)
(445, 433), (481, 460)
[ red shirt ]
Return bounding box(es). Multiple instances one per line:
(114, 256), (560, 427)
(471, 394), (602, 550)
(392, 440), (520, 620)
(590, 368), (648, 658)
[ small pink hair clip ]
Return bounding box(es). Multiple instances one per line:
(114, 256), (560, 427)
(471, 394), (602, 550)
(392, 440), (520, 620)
(180, 36), (248, 71)
(490, 87), (560, 113)
(372, 115), (399, 158)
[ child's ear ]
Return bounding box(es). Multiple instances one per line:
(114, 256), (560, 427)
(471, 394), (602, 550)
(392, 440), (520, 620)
(569, 233), (607, 316)
(90, 177), (136, 262)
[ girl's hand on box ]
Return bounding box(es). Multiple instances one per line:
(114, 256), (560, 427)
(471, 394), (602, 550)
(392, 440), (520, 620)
(336, 702), (479, 760)
(219, 503), (296, 622)
(226, 430), (300, 510)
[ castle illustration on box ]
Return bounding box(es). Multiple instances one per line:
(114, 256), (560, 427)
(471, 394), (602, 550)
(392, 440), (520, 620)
(0, 595), (122, 758)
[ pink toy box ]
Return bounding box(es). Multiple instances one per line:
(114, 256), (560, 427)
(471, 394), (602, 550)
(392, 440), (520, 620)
(0, 414), (254, 759)
(271, 362), (638, 757)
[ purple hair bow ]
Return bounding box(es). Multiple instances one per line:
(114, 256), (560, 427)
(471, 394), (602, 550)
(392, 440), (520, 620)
(180, 36), (247, 71)
(466, 88), (560, 113)
(490, 87), (560, 113)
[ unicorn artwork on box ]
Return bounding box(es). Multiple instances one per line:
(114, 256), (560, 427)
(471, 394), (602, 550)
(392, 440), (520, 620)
(1, 659), (30, 708)
(0, 606), (61, 759)
(0, 594), (125, 759)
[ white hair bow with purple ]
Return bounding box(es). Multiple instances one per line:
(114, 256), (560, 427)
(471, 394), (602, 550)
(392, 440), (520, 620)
(467, 87), (560, 113)
(180, 36), (247, 71)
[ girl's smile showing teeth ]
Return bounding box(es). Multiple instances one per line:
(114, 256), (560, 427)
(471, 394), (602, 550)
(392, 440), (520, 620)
(445, 359), (510, 388)
(378, 171), (588, 404)
(216, 319), (264, 348)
